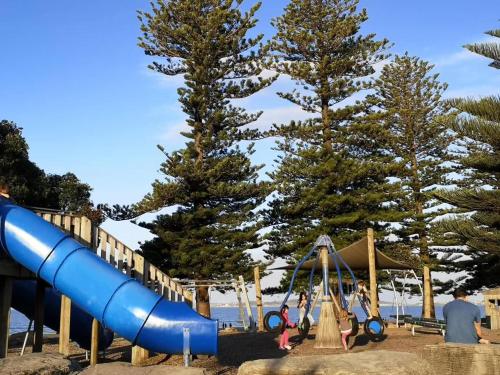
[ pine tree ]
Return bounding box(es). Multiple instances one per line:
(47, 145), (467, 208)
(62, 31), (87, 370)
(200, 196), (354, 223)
(370, 54), (453, 317)
(264, 0), (400, 292)
(136, 0), (276, 316)
(434, 27), (500, 291)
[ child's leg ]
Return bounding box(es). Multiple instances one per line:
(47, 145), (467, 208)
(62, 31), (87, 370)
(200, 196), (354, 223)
(341, 331), (350, 350)
(279, 333), (285, 348)
(283, 329), (290, 346)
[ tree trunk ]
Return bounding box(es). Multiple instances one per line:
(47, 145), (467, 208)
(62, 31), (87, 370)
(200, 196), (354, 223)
(410, 150), (435, 318)
(196, 286), (211, 318)
(321, 98), (333, 153)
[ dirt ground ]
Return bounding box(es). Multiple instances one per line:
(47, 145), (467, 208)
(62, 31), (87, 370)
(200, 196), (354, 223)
(8, 326), (500, 375)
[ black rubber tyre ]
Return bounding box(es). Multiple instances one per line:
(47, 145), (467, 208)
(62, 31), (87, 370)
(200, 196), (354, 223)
(349, 313), (359, 336)
(298, 316), (310, 339)
(264, 311), (284, 333)
(363, 316), (385, 341)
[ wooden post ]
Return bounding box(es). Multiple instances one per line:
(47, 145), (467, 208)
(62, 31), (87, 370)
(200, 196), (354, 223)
(58, 295), (71, 356)
(131, 345), (149, 365)
(32, 279), (45, 352)
(90, 319), (100, 366)
(253, 267), (264, 332)
(422, 265), (433, 319)
(367, 228), (379, 318)
(315, 246), (342, 348)
(238, 275), (255, 331)
(234, 281), (248, 331)
(0, 276), (12, 359)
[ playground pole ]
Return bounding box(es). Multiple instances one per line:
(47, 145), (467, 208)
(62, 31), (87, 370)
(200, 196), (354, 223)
(367, 228), (379, 317)
(314, 245), (342, 348)
(254, 267), (264, 332)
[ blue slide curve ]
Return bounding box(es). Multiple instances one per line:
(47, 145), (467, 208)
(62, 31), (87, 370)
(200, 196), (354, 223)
(0, 198), (218, 355)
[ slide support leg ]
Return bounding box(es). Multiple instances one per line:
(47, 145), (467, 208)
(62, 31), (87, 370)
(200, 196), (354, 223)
(33, 279), (45, 352)
(90, 318), (100, 366)
(0, 276), (12, 359)
(58, 295), (71, 356)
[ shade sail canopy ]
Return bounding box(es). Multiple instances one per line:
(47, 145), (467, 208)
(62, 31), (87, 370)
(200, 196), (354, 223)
(273, 237), (415, 271)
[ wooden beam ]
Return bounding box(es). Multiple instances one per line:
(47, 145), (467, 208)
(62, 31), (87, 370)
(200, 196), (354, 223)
(131, 345), (149, 365)
(254, 267), (264, 332)
(32, 279), (45, 352)
(58, 295), (71, 356)
(423, 266), (433, 319)
(90, 319), (100, 366)
(0, 276), (12, 359)
(367, 228), (379, 317)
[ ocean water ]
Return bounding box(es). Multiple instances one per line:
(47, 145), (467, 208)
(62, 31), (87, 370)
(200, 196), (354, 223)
(10, 304), (485, 333)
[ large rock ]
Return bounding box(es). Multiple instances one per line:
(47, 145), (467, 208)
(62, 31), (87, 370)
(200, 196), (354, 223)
(0, 353), (81, 375)
(80, 362), (207, 375)
(237, 351), (434, 375)
(423, 343), (500, 375)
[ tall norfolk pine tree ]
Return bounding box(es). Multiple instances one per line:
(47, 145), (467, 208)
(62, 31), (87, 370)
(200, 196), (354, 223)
(369, 55), (452, 318)
(264, 0), (403, 290)
(434, 27), (500, 291)
(136, 0), (276, 317)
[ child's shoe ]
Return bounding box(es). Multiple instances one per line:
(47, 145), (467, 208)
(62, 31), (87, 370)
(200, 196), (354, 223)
(284, 345), (292, 350)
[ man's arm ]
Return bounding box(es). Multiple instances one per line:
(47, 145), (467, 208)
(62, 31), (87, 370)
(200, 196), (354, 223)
(474, 321), (482, 339)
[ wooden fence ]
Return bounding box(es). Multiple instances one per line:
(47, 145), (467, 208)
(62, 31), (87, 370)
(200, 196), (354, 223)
(35, 210), (193, 305)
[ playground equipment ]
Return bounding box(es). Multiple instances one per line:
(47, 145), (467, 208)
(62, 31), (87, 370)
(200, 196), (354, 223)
(263, 234), (385, 342)
(11, 280), (114, 352)
(484, 288), (500, 330)
(0, 198), (218, 356)
(177, 276), (256, 331)
(386, 269), (423, 326)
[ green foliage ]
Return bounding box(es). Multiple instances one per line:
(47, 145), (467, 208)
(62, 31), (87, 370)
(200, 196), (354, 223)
(369, 54), (453, 268)
(464, 28), (500, 69)
(136, 0), (275, 282)
(263, 0), (403, 292)
(433, 27), (499, 291)
(0, 120), (46, 205)
(0, 119), (95, 215)
(434, 97), (500, 291)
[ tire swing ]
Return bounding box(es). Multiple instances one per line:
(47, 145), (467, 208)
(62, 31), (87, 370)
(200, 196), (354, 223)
(263, 311), (284, 333)
(349, 314), (360, 336)
(364, 316), (385, 341)
(263, 243), (319, 335)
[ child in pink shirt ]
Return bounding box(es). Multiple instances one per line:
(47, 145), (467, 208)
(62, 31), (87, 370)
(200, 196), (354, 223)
(279, 305), (296, 350)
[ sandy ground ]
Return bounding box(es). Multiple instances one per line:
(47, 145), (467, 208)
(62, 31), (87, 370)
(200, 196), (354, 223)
(8, 326), (500, 375)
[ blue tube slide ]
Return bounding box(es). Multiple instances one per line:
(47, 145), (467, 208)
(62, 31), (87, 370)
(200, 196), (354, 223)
(0, 199), (218, 355)
(11, 280), (114, 351)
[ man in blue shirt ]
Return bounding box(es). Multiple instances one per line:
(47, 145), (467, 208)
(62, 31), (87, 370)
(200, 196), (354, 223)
(443, 288), (487, 344)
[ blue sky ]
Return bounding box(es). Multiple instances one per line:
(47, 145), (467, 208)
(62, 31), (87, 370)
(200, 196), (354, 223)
(1, 0), (498, 206)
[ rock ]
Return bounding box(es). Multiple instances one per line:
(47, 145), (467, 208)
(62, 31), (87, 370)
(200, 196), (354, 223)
(237, 351), (435, 375)
(80, 362), (207, 375)
(0, 353), (81, 375)
(422, 343), (500, 375)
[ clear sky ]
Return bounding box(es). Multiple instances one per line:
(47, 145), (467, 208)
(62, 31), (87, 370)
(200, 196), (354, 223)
(1, 1), (498, 302)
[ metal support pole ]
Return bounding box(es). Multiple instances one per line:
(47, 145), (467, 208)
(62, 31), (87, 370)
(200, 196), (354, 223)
(20, 320), (33, 356)
(183, 328), (190, 367)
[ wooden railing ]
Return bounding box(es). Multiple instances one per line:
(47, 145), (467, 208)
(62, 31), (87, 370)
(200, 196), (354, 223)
(35, 209), (193, 305)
